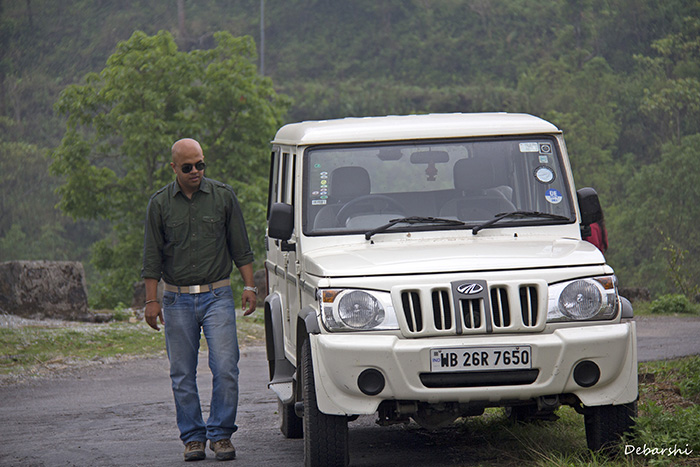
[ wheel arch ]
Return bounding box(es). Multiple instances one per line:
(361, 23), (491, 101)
(295, 305), (321, 401)
(264, 292), (295, 384)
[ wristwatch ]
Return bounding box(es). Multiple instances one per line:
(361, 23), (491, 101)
(244, 286), (258, 294)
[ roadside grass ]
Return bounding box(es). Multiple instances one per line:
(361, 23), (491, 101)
(454, 407), (620, 466)
(633, 296), (700, 316)
(0, 322), (165, 374)
(0, 313), (265, 378)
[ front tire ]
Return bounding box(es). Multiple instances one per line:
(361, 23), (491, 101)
(584, 402), (637, 452)
(301, 339), (349, 467)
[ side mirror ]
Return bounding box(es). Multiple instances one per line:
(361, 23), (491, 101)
(577, 187), (603, 225)
(268, 202), (294, 241)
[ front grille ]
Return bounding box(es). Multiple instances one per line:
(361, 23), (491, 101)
(401, 291), (423, 332)
(458, 297), (482, 329)
(491, 287), (510, 328)
(432, 290), (452, 330)
(399, 283), (542, 337)
(520, 286), (538, 326)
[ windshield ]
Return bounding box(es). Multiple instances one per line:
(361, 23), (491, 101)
(303, 137), (574, 236)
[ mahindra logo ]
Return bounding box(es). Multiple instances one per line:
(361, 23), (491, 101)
(457, 283), (484, 295)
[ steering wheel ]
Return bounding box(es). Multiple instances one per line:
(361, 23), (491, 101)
(336, 195), (406, 225)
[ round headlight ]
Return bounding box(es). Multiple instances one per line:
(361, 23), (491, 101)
(558, 280), (602, 320)
(338, 291), (385, 329)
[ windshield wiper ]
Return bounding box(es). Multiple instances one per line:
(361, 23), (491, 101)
(472, 211), (570, 235)
(365, 216), (466, 240)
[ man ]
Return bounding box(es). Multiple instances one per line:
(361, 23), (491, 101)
(141, 138), (258, 462)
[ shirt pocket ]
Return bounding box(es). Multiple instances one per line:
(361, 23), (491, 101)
(165, 219), (187, 245)
(202, 216), (224, 238)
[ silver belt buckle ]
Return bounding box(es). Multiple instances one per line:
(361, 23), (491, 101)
(189, 285), (202, 294)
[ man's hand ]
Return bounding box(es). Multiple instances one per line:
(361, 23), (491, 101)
(145, 301), (164, 330)
(242, 290), (257, 316)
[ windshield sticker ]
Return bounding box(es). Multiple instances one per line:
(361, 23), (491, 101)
(535, 166), (555, 183)
(519, 142), (539, 153)
(539, 142), (553, 155)
(311, 199), (327, 205)
(539, 155), (549, 163)
(545, 189), (563, 204)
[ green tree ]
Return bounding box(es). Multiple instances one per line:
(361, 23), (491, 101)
(51, 30), (289, 307)
(518, 56), (623, 200)
(612, 135), (700, 295)
(0, 129), (89, 262)
(637, 17), (700, 145)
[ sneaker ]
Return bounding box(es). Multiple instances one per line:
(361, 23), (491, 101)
(210, 438), (236, 461)
(184, 441), (206, 462)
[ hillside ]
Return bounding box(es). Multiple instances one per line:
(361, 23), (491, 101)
(1, 0), (699, 305)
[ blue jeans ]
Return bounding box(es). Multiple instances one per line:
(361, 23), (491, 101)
(162, 286), (240, 444)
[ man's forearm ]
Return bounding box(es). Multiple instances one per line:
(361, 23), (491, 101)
(238, 262), (255, 287)
(145, 278), (160, 302)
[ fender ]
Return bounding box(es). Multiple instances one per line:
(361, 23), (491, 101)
(293, 306), (321, 404)
(299, 305), (321, 335)
(295, 305), (321, 367)
(264, 293), (295, 402)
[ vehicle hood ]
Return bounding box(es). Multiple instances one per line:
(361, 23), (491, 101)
(302, 236), (604, 278)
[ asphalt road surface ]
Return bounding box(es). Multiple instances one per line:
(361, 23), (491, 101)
(1, 315), (699, 466)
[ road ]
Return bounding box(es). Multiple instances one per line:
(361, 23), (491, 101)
(1, 315), (699, 466)
(635, 315), (700, 362)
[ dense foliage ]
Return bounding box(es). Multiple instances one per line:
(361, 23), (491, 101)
(50, 30), (289, 305)
(1, 0), (699, 306)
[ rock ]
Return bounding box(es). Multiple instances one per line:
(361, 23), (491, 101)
(0, 261), (89, 320)
(618, 287), (651, 302)
(254, 269), (268, 300)
(131, 280), (163, 310)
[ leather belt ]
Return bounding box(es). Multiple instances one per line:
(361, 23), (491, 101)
(164, 279), (230, 294)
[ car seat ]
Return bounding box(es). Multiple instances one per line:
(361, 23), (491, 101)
(440, 158), (516, 221)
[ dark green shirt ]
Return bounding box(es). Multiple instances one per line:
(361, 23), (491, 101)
(141, 177), (254, 286)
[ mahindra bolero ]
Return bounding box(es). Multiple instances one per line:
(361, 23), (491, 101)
(263, 113), (637, 466)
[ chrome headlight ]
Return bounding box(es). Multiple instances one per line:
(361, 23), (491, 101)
(320, 289), (399, 331)
(547, 276), (618, 322)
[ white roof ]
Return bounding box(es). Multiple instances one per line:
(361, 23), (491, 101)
(272, 113), (561, 146)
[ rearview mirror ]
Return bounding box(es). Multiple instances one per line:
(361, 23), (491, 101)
(410, 151), (450, 164)
(268, 202), (294, 241)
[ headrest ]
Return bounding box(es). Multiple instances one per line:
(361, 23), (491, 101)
(453, 158), (496, 191)
(331, 166), (371, 198)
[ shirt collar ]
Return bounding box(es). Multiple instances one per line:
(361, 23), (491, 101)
(171, 177), (212, 197)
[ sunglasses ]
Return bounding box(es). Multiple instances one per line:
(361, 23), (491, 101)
(180, 161), (206, 173)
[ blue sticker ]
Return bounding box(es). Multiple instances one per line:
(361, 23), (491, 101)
(545, 189), (563, 204)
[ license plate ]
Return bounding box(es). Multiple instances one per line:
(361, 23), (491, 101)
(430, 346), (532, 372)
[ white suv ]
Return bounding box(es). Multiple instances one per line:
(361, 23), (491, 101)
(264, 113), (637, 466)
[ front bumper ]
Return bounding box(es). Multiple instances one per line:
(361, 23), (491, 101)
(309, 322), (637, 415)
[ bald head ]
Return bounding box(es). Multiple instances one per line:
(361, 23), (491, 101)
(170, 138), (205, 197)
(171, 138), (203, 165)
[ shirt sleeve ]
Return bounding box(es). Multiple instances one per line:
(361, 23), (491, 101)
(141, 195), (165, 280)
(225, 188), (255, 269)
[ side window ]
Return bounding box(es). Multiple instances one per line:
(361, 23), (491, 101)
(280, 152), (290, 204)
(280, 152), (296, 206)
(267, 148), (281, 219)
